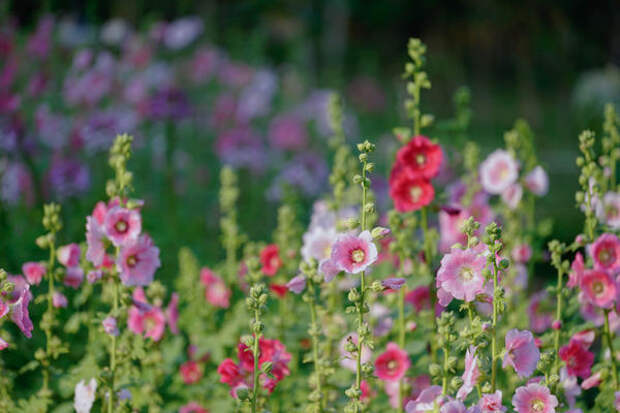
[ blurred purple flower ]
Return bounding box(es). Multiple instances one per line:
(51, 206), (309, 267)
(268, 114), (308, 151)
(27, 15), (54, 60)
(147, 86), (191, 121)
(216, 126), (267, 172)
(268, 153), (328, 200)
(163, 17), (203, 50)
(47, 158), (90, 199)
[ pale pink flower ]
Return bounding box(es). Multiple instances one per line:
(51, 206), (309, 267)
(64, 266), (84, 289)
(74, 378), (97, 413)
(478, 390), (507, 412)
(440, 400), (467, 413)
(339, 333), (371, 371)
(128, 304), (166, 341)
(22, 262), (45, 285)
(57, 243), (81, 267)
(524, 166), (549, 196)
(595, 192), (620, 230)
(10, 286), (33, 338)
(590, 233), (620, 272)
(52, 292), (67, 308)
(329, 230), (378, 274)
(615, 391), (620, 411)
(479, 150), (519, 194)
(527, 291), (553, 333)
(382, 277), (406, 290)
(567, 252), (584, 288)
(319, 258), (341, 282)
(104, 206), (142, 247)
(200, 268), (231, 308)
(503, 329), (540, 378)
(437, 247), (487, 303)
(86, 216), (106, 267)
(117, 235), (160, 286)
(512, 244), (532, 264)
(405, 386), (443, 412)
(580, 269), (616, 308)
(286, 275), (306, 294)
(375, 342), (410, 381)
(560, 367), (581, 406)
(511, 383), (558, 413)
(457, 345), (480, 400)
(501, 183), (523, 209)
(301, 226), (337, 263)
(102, 316), (119, 336)
(166, 293), (179, 334)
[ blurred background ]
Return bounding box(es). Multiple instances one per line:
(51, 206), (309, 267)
(1, 0), (620, 280)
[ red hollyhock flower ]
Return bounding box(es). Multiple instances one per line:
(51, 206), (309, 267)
(260, 244), (282, 276)
(559, 340), (594, 379)
(374, 342), (411, 381)
(217, 358), (242, 387)
(269, 283), (288, 298)
(389, 166), (434, 212)
(180, 360), (203, 384)
(395, 135), (443, 179)
(405, 286), (432, 312)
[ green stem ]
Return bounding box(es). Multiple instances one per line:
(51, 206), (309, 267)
(466, 305), (482, 398)
(108, 278), (119, 413)
(252, 308), (261, 413)
(604, 309), (618, 390)
(42, 240), (56, 394)
(397, 284), (406, 412)
(307, 280), (325, 412)
(421, 207), (437, 365)
(355, 159), (369, 403)
(491, 262), (499, 393)
(552, 268), (564, 376)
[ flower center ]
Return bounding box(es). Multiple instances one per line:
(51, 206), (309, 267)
(387, 360), (397, 371)
(144, 316), (156, 331)
(599, 249), (614, 265)
(115, 219), (128, 233)
(410, 186), (422, 202)
(127, 255), (138, 268)
(270, 256), (279, 268)
(352, 249), (365, 263)
(530, 398), (545, 412)
(460, 266), (474, 281)
(593, 281), (604, 295)
(415, 153), (426, 166)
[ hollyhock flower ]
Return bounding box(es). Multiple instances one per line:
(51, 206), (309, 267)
(525, 166), (549, 196)
(571, 330), (596, 349)
(581, 371), (602, 389)
(269, 284), (288, 298)
(260, 244), (282, 276)
(286, 275), (306, 294)
(329, 230), (378, 274)
(395, 135), (443, 179)
(590, 233), (620, 272)
(479, 150), (519, 194)
(301, 226), (337, 263)
(128, 305), (166, 341)
(57, 243), (81, 267)
(102, 316), (119, 336)
(360, 380), (374, 402)
(340, 333), (371, 371)
(52, 292), (68, 308)
(104, 206), (141, 247)
(437, 247), (487, 303)
(48, 158), (91, 199)
(86, 216), (106, 267)
(616, 391), (620, 411)
(22, 262), (45, 285)
(580, 269), (616, 308)
(200, 268), (231, 308)
(268, 115), (308, 150)
(560, 367), (581, 407)
(527, 291), (553, 333)
(217, 358), (243, 387)
(512, 244), (532, 263)
(503, 329), (540, 378)
(405, 286), (432, 312)
(511, 383), (558, 413)
(64, 266), (84, 288)
(236, 338), (291, 392)
(10, 286), (33, 338)
(478, 390), (507, 412)
(319, 258), (342, 282)
(375, 342), (410, 381)
(117, 235), (161, 286)
(559, 340), (594, 378)
(180, 360), (203, 384)
(87, 270), (103, 284)
(74, 378), (97, 413)
(405, 385), (443, 412)
(179, 402), (209, 413)
(163, 17), (203, 50)
(382, 277), (406, 290)
(440, 401), (467, 413)
(389, 169), (435, 212)
(501, 183), (523, 209)
(567, 252), (584, 288)
(595, 192), (620, 229)
(457, 346), (480, 400)
(166, 293), (179, 334)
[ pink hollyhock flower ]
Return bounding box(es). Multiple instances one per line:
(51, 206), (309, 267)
(616, 391), (620, 412)
(301, 226), (337, 263)
(512, 244), (532, 264)
(571, 330), (595, 349)
(405, 286), (431, 312)
(166, 293), (179, 334)
(0, 338), (8, 351)
(457, 345), (480, 400)
(581, 371), (602, 389)
(590, 233), (620, 272)
(64, 266), (84, 289)
(180, 360), (203, 384)
(117, 235), (160, 286)
(559, 340), (594, 379)
(503, 329), (540, 378)
(567, 252), (584, 288)
(437, 247), (487, 303)
(375, 342), (410, 381)
(179, 402), (208, 413)
(360, 380), (374, 402)
(57, 243), (81, 267)
(525, 166), (549, 196)
(395, 135), (443, 180)
(268, 114), (308, 150)
(440, 400), (467, 413)
(102, 316), (119, 336)
(128, 305), (166, 341)
(478, 390), (507, 412)
(328, 230), (378, 274)
(235, 338), (291, 393)
(103, 206), (141, 247)
(580, 269), (616, 308)
(260, 244), (282, 276)
(479, 150), (519, 194)
(511, 383), (558, 413)
(527, 291), (553, 333)
(87, 269), (103, 284)
(382, 277), (406, 290)
(501, 183), (523, 209)
(286, 275), (306, 294)
(339, 333), (371, 371)
(52, 292), (67, 308)
(595, 192), (620, 230)
(200, 268), (231, 308)
(405, 385), (443, 412)
(319, 258), (342, 282)
(10, 286), (33, 338)
(86, 216), (106, 267)
(560, 367), (581, 407)
(74, 378), (97, 413)
(22, 262), (46, 285)
(217, 358), (243, 387)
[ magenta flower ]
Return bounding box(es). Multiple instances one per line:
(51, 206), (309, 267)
(286, 275), (306, 294)
(374, 342), (410, 381)
(511, 244), (532, 264)
(166, 293), (179, 334)
(104, 206), (142, 247)
(200, 268), (231, 308)
(580, 269), (616, 308)
(102, 316), (119, 336)
(117, 235), (160, 286)
(457, 345), (480, 400)
(128, 293), (166, 342)
(328, 230), (378, 275)
(503, 329), (540, 378)
(511, 383), (558, 413)
(22, 262), (45, 285)
(57, 243), (81, 267)
(52, 292), (68, 308)
(524, 166), (549, 196)
(479, 150), (519, 194)
(478, 390), (507, 412)
(590, 233), (620, 272)
(559, 340), (594, 379)
(382, 277), (406, 291)
(567, 252), (584, 288)
(437, 247), (487, 303)
(10, 286), (33, 338)
(64, 266), (84, 289)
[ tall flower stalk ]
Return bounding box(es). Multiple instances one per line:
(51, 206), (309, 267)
(220, 167), (244, 285)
